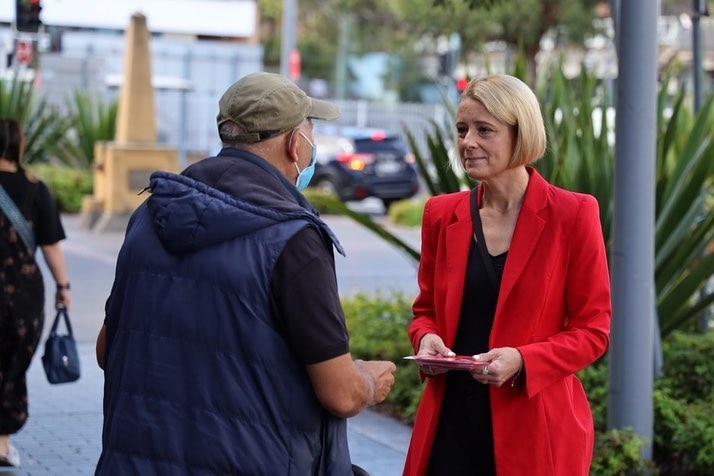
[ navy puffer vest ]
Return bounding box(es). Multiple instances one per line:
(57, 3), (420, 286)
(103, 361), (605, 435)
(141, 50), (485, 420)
(96, 151), (351, 475)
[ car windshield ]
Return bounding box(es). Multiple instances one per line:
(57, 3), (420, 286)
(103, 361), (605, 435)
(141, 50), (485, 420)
(353, 138), (407, 153)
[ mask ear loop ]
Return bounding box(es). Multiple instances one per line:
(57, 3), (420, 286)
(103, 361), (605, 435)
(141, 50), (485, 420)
(287, 128), (302, 166)
(287, 128), (298, 152)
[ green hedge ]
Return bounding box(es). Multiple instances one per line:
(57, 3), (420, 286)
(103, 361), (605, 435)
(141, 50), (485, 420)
(29, 164), (92, 213)
(343, 291), (714, 474)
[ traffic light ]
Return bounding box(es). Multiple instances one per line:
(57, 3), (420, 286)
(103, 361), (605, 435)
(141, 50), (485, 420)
(15, 0), (42, 34)
(456, 76), (469, 93)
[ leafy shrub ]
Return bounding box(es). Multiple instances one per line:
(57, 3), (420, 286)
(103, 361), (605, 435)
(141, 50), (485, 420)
(578, 358), (609, 432)
(669, 400), (714, 474)
(342, 291), (414, 360)
(590, 428), (655, 475)
(655, 388), (714, 475)
(575, 332), (714, 474)
(341, 291), (423, 422)
(388, 197), (427, 228)
(653, 388), (688, 468)
(29, 164), (92, 213)
(658, 330), (714, 403)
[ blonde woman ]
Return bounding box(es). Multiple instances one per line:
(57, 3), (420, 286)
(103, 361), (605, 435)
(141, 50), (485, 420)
(403, 75), (611, 476)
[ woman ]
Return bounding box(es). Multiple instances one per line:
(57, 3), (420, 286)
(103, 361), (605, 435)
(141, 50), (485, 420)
(403, 75), (611, 475)
(0, 118), (71, 467)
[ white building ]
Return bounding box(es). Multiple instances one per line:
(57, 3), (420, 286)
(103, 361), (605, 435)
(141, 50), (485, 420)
(0, 0), (264, 162)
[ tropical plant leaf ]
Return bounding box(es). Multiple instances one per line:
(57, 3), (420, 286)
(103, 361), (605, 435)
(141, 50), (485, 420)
(0, 75), (74, 166)
(64, 90), (118, 169)
(305, 191), (421, 263)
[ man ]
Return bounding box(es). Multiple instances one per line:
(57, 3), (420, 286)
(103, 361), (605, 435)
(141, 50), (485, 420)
(95, 72), (396, 475)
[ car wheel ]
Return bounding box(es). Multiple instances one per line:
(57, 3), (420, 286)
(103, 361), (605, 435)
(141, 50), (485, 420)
(314, 177), (339, 197)
(382, 198), (397, 213)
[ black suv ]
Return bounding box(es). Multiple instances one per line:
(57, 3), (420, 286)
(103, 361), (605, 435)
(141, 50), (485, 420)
(309, 127), (420, 211)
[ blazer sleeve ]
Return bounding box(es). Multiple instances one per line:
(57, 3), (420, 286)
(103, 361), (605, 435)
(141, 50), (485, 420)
(518, 194), (612, 398)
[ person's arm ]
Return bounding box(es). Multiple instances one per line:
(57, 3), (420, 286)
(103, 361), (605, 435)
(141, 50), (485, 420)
(306, 354), (395, 418)
(39, 242), (71, 310)
(517, 195), (611, 398)
(272, 228), (396, 417)
(96, 324), (107, 369)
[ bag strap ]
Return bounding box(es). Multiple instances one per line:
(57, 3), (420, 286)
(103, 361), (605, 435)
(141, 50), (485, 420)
(470, 187), (499, 291)
(49, 307), (74, 337)
(0, 183), (36, 253)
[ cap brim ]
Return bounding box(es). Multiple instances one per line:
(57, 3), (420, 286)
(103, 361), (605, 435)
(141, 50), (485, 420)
(308, 98), (340, 121)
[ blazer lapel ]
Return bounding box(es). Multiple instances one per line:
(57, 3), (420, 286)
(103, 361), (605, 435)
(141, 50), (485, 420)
(496, 169), (548, 313)
(443, 195), (472, 347)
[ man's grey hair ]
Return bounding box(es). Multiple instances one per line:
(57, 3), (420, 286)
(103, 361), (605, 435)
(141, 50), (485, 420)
(218, 121), (247, 148)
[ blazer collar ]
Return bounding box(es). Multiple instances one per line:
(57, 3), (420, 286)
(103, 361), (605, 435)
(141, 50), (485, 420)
(497, 167), (548, 309)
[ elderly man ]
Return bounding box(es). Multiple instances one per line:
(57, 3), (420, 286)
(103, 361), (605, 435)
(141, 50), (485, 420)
(95, 72), (396, 475)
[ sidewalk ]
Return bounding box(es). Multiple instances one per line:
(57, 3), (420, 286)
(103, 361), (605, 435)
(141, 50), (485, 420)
(2, 213), (413, 476)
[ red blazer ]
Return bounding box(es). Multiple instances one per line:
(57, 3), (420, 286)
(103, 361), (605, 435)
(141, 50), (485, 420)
(404, 168), (611, 476)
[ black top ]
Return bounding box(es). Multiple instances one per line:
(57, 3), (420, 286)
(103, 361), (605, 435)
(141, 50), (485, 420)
(0, 170), (65, 245)
(427, 237), (507, 476)
(182, 152), (350, 367)
(270, 227), (350, 365)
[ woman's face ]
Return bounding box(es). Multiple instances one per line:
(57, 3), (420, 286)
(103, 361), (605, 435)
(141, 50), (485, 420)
(456, 97), (515, 182)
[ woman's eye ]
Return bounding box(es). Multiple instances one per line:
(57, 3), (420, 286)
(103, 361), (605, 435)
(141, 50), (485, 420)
(477, 126), (493, 135)
(456, 126), (467, 137)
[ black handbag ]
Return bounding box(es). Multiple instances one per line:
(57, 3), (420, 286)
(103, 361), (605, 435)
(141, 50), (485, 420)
(41, 307), (81, 384)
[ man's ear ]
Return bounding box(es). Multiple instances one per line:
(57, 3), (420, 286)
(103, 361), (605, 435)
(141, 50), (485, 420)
(286, 129), (300, 163)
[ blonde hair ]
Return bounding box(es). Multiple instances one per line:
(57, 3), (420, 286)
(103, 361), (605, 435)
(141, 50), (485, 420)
(457, 74), (546, 168)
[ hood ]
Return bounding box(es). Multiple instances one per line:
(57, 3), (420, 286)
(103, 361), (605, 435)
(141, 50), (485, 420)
(146, 171), (344, 255)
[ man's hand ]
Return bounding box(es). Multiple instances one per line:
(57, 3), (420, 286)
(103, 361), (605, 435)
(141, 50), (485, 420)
(354, 359), (396, 405)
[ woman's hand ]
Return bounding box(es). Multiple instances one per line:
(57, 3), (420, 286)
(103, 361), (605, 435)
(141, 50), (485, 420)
(468, 347), (523, 387)
(417, 333), (455, 376)
(55, 288), (71, 310)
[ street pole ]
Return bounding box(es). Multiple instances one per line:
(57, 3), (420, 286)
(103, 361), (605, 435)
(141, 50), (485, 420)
(280, 0), (297, 78)
(693, 0), (712, 333)
(610, 0), (620, 56)
(335, 14), (350, 100)
(608, 0), (659, 461)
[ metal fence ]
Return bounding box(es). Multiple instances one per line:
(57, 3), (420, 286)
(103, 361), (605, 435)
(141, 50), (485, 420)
(151, 93), (452, 167)
(29, 31), (452, 168)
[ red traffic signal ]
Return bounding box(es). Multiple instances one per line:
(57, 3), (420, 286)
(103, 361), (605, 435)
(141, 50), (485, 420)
(457, 76), (469, 92)
(16, 0), (42, 33)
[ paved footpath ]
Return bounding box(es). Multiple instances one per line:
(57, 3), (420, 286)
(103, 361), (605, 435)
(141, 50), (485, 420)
(2, 212), (415, 476)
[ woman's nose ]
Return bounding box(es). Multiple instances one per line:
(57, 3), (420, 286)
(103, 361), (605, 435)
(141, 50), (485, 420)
(461, 130), (479, 149)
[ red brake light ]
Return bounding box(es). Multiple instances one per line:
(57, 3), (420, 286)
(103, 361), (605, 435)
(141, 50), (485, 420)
(369, 130), (387, 141)
(337, 152), (373, 171)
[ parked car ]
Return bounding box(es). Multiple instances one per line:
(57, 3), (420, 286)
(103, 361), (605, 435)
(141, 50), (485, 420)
(309, 127), (420, 211)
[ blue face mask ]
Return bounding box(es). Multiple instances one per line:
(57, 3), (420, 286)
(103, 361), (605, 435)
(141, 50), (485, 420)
(294, 131), (317, 191)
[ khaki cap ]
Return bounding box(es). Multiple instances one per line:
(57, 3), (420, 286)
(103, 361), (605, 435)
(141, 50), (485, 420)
(216, 72), (340, 143)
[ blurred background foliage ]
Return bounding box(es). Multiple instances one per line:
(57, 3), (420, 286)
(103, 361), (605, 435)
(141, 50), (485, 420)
(398, 59), (714, 338)
(258, 0), (700, 93)
(0, 79), (116, 171)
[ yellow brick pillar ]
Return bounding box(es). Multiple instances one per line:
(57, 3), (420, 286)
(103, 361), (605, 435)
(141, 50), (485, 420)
(79, 12), (178, 232)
